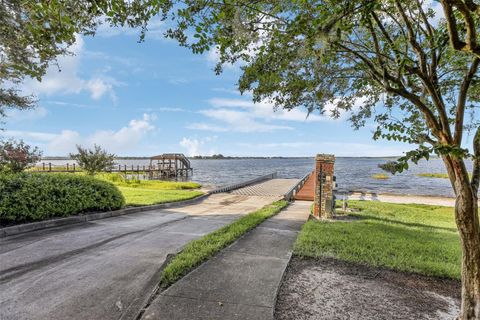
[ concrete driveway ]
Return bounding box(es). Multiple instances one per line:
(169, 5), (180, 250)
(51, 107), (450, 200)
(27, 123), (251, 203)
(0, 192), (289, 320)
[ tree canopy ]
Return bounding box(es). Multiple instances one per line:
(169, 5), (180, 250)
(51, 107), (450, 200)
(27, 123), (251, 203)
(157, 2), (480, 317)
(0, 0), (169, 117)
(161, 0), (479, 190)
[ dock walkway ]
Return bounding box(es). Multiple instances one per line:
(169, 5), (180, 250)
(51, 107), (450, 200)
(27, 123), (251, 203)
(230, 178), (300, 197)
(294, 172), (315, 201)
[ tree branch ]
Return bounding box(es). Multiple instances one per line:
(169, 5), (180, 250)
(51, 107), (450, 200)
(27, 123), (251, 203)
(441, 0), (480, 57)
(450, 0), (478, 53)
(471, 126), (480, 194)
(395, 0), (452, 140)
(415, 0), (439, 82)
(455, 57), (480, 145)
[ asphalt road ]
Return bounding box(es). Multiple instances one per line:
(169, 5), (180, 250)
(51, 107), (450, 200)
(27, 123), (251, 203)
(0, 184), (298, 320)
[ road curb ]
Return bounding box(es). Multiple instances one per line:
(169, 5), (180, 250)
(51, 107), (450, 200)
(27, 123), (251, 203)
(0, 193), (210, 238)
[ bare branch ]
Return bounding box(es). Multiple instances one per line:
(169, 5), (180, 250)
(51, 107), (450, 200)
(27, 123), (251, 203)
(455, 57), (480, 145)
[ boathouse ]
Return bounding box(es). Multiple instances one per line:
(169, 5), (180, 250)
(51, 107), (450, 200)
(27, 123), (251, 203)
(148, 153), (193, 179)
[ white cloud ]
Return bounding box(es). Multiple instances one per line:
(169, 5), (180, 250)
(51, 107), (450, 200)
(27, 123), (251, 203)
(4, 114), (156, 155)
(208, 97), (326, 122)
(168, 78), (189, 85)
(186, 123), (228, 132)
(237, 142), (312, 148)
(95, 17), (167, 41)
(187, 95), (331, 133)
(86, 78), (113, 100)
(179, 137), (201, 156)
(2, 130), (57, 141)
(25, 35), (120, 103)
(198, 108), (293, 132)
(211, 87), (242, 95)
(208, 97), (329, 122)
(157, 107), (185, 112)
(47, 101), (92, 108)
(5, 107), (47, 122)
(86, 113), (155, 152)
(179, 136), (217, 156)
(48, 130), (82, 155)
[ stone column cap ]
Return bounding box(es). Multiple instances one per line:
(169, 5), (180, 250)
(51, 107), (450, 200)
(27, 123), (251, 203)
(315, 154), (335, 161)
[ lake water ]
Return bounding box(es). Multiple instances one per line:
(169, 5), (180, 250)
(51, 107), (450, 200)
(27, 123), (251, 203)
(39, 157), (471, 197)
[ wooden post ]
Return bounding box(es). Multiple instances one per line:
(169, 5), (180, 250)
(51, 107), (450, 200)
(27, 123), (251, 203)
(49, 163), (52, 172)
(43, 163), (45, 171)
(73, 163), (76, 171)
(174, 155), (178, 177)
(67, 163), (69, 171)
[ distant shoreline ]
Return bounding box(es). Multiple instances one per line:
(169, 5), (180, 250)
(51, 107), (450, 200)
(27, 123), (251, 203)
(40, 156), (413, 161)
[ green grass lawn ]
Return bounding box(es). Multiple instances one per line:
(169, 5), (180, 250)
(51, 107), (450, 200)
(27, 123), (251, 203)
(294, 201), (461, 279)
(96, 173), (201, 190)
(160, 200), (289, 287)
(96, 173), (203, 206)
(118, 186), (203, 206)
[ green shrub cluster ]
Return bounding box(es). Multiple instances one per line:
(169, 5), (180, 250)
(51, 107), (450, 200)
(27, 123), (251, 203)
(0, 173), (125, 224)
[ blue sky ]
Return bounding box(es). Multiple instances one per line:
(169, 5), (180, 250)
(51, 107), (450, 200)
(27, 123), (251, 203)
(4, 21), (416, 157)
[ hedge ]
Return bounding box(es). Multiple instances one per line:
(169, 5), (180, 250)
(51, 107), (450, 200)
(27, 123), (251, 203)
(0, 173), (125, 224)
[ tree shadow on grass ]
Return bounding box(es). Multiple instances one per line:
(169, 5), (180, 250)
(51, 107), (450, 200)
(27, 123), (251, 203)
(353, 213), (458, 233)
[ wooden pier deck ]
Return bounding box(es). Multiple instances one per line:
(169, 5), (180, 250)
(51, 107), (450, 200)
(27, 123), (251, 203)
(294, 171), (315, 201)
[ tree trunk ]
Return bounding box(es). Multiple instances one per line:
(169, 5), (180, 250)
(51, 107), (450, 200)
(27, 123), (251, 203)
(448, 157), (480, 320)
(456, 193), (480, 319)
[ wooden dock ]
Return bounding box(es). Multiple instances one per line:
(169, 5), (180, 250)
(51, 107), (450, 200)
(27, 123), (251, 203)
(294, 171), (315, 201)
(33, 153), (193, 179)
(148, 153), (193, 179)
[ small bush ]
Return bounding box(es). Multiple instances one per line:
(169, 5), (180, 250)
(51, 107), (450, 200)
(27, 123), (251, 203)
(70, 144), (115, 175)
(0, 139), (42, 173)
(0, 173), (125, 224)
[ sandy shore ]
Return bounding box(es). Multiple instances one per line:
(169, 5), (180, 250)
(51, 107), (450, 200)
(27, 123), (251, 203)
(335, 191), (458, 207)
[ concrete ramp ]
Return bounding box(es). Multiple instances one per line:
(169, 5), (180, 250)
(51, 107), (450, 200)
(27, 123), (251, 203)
(229, 179), (300, 197)
(141, 201), (311, 320)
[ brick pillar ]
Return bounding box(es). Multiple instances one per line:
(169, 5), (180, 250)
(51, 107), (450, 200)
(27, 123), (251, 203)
(313, 154), (335, 219)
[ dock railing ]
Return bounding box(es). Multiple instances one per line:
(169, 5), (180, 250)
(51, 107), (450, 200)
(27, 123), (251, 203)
(284, 171), (313, 201)
(210, 172), (278, 194)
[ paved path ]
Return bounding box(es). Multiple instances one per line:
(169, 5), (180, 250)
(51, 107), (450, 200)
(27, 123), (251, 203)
(230, 179), (299, 197)
(141, 201), (311, 320)
(0, 191), (296, 320)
